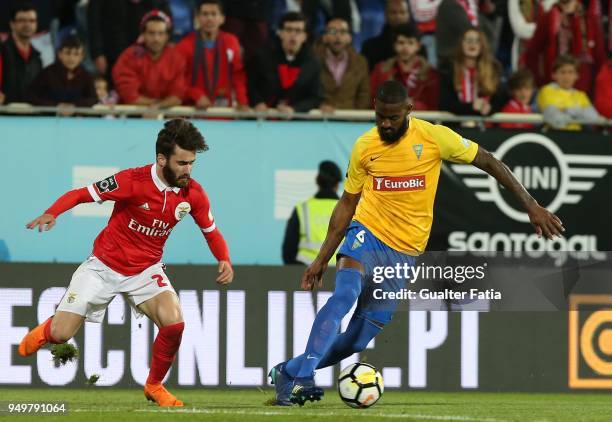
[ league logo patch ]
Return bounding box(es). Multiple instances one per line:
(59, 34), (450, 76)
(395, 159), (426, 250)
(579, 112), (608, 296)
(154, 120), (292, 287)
(95, 175), (118, 194)
(175, 202), (191, 221)
(67, 292), (77, 304)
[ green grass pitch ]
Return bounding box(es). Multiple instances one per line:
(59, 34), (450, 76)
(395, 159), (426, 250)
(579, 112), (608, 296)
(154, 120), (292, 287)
(0, 388), (609, 421)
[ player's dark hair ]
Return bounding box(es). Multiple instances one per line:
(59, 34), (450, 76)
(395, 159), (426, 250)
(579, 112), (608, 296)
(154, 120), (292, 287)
(376, 80), (408, 104)
(507, 68), (534, 92)
(156, 119), (208, 158)
(59, 34), (84, 51)
(197, 0), (223, 13)
(392, 23), (421, 43)
(279, 11), (307, 29)
(553, 54), (578, 72)
(10, 2), (37, 21)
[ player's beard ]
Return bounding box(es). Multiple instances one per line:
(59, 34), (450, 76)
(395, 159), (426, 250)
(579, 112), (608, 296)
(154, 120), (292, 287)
(379, 117), (408, 144)
(163, 165), (190, 188)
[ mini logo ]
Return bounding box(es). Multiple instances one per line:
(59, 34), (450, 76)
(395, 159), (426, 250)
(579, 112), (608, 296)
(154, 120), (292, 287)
(139, 203), (150, 210)
(372, 175), (426, 191)
(174, 202), (191, 221)
(413, 144), (423, 160)
(451, 133), (612, 222)
(67, 292), (77, 304)
(306, 354), (316, 360)
(461, 138), (471, 148)
(370, 155), (382, 161)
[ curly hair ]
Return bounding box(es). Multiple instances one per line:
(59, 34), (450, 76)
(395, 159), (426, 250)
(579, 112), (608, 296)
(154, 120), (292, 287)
(451, 27), (501, 97)
(156, 119), (208, 157)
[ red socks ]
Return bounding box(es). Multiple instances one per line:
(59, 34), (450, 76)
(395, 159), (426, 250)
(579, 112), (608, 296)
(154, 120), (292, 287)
(42, 317), (63, 344)
(146, 322), (185, 385)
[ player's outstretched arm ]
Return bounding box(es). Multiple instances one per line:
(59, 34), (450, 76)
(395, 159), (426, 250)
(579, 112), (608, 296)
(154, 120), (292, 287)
(301, 191), (361, 291)
(25, 187), (94, 233)
(471, 146), (565, 239)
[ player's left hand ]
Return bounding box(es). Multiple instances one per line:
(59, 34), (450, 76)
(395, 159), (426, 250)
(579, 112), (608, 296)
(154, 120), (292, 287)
(527, 204), (565, 240)
(216, 260), (233, 285)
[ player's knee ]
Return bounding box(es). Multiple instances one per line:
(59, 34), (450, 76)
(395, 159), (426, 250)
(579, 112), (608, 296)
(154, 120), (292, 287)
(159, 306), (183, 327)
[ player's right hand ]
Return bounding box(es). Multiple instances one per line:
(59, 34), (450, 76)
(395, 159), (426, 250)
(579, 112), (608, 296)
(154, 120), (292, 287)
(26, 214), (56, 232)
(301, 259), (328, 291)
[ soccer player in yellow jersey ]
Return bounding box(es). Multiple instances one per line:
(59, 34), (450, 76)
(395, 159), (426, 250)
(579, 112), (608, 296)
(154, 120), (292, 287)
(269, 80), (565, 406)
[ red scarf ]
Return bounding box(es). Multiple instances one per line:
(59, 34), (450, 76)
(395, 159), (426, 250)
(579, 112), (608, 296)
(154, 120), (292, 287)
(394, 60), (422, 94)
(458, 67), (477, 103)
(548, 4), (597, 65)
(456, 0), (478, 26)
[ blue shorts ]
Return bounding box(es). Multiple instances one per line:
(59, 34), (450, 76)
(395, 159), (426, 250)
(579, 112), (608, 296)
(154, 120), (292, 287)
(337, 221), (416, 325)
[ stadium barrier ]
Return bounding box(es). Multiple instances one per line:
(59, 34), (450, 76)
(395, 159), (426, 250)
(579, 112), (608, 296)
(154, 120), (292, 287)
(2, 261), (612, 391)
(1, 103), (611, 127)
(1, 117), (609, 265)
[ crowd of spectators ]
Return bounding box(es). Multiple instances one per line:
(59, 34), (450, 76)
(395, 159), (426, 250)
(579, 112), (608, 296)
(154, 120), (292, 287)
(0, 0), (610, 129)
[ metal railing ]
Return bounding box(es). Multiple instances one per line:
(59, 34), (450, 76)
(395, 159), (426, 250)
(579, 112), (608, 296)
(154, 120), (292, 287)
(0, 103), (610, 129)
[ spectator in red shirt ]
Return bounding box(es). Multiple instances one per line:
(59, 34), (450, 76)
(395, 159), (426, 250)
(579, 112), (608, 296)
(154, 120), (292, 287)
(499, 68), (536, 129)
(112, 10), (186, 108)
(176, 0), (249, 111)
(523, 0), (605, 94)
(593, 57), (612, 118)
(28, 34), (97, 108)
(370, 24), (438, 110)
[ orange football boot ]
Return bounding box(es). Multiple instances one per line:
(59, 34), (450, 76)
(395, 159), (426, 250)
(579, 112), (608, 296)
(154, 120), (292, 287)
(144, 383), (184, 407)
(18, 317), (51, 357)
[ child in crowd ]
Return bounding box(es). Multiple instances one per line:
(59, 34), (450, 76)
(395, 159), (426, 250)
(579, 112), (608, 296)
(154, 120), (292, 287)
(27, 34), (97, 107)
(500, 68), (536, 129)
(370, 24), (438, 110)
(536, 54), (602, 130)
(93, 75), (118, 106)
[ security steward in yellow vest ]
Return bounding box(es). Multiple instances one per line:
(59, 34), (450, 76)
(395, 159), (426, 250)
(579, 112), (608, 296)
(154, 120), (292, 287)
(282, 161), (342, 265)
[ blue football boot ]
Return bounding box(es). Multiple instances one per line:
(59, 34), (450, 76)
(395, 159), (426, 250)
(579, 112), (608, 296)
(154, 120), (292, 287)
(289, 376), (324, 406)
(268, 362), (294, 406)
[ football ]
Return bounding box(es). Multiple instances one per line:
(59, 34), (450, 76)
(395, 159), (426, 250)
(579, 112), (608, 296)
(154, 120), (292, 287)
(337, 363), (384, 408)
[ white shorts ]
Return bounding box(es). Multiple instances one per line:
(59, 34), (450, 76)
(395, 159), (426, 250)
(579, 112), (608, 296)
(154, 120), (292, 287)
(56, 256), (176, 323)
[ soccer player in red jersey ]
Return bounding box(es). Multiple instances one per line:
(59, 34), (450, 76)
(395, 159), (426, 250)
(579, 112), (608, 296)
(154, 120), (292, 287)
(19, 119), (233, 407)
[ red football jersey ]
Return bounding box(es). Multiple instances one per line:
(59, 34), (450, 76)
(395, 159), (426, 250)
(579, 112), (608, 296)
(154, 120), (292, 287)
(86, 164), (217, 275)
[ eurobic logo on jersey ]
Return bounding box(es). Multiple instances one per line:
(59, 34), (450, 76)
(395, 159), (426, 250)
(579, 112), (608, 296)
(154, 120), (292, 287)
(373, 175), (425, 191)
(449, 132), (612, 266)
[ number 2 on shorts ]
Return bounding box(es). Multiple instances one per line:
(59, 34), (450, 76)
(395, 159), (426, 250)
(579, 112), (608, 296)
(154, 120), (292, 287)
(151, 274), (167, 287)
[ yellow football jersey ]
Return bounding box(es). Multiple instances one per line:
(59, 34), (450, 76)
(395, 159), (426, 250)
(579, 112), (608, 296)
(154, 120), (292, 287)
(344, 117), (479, 255)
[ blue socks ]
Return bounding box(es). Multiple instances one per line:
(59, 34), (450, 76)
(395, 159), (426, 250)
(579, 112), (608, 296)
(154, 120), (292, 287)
(317, 314), (381, 368)
(285, 268), (362, 378)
